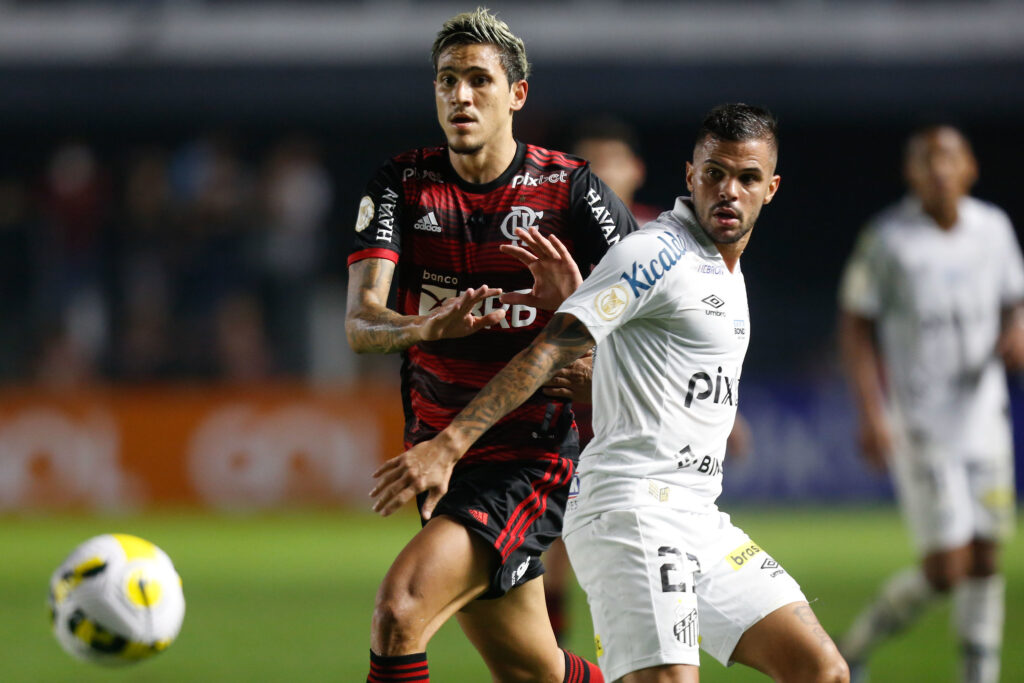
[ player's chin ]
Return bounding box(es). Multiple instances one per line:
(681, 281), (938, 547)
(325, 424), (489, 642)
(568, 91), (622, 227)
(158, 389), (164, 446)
(448, 136), (484, 155)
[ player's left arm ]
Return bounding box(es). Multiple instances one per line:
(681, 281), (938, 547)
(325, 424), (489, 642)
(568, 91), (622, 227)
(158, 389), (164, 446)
(997, 303), (1024, 370)
(370, 312), (595, 517)
(995, 212), (1024, 370)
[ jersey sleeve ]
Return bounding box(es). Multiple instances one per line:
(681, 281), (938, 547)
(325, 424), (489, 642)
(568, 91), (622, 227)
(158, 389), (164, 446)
(567, 164), (639, 269)
(994, 209), (1024, 306)
(838, 226), (885, 318)
(557, 230), (673, 346)
(347, 160), (404, 267)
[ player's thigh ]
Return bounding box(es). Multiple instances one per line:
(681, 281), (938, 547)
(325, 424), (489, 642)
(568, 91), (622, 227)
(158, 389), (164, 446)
(564, 509), (701, 683)
(966, 449), (1016, 546)
(730, 601), (847, 682)
(456, 575), (563, 682)
(889, 441), (973, 553)
(373, 515), (494, 644)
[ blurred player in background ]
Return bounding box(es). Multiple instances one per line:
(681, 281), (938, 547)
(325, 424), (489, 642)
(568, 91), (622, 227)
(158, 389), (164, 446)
(347, 9), (636, 682)
(373, 103), (850, 683)
(838, 124), (1024, 683)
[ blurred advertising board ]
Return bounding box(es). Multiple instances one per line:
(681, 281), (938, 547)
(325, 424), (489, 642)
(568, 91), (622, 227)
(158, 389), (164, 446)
(0, 383), (403, 511)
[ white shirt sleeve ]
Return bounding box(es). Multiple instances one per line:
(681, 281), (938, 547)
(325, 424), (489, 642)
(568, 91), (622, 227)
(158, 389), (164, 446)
(995, 209), (1024, 307)
(839, 227), (884, 317)
(557, 229), (677, 345)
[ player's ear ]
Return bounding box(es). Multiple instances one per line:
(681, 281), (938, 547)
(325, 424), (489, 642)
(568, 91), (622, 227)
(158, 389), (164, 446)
(763, 175), (781, 205)
(684, 161), (695, 192)
(510, 79), (528, 112)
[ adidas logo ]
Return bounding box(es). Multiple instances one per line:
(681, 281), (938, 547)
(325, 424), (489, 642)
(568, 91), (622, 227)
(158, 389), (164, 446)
(468, 509), (489, 526)
(413, 212), (442, 233)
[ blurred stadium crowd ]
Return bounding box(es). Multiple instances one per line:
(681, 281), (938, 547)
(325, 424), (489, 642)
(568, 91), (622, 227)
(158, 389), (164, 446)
(0, 134), (343, 386)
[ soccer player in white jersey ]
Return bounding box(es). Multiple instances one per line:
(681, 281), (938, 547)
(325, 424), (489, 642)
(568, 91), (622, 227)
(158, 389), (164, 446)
(372, 103), (850, 683)
(837, 124), (1024, 683)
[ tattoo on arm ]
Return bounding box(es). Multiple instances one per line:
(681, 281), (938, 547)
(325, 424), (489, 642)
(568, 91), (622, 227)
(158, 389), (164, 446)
(346, 259), (422, 354)
(792, 604), (836, 652)
(450, 313), (595, 443)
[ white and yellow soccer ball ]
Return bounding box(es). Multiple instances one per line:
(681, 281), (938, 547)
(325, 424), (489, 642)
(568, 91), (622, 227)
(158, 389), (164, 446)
(48, 533), (185, 666)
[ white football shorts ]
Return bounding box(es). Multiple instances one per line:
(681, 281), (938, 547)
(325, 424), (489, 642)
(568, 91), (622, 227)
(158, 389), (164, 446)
(890, 429), (1016, 554)
(563, 506), (806, 681)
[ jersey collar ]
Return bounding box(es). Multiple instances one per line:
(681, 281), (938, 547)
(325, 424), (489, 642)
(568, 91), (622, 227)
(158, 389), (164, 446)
(445, 141), (528, 195)
(671, 197), (721, 259)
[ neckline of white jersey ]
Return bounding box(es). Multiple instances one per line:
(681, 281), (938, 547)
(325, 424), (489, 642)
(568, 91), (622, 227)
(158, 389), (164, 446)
(670, 197), (723, 260)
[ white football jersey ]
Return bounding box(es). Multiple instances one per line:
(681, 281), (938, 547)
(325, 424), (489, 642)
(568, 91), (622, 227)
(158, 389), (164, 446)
(559, 197), (749, 524)
(839, 196), (1024, 453)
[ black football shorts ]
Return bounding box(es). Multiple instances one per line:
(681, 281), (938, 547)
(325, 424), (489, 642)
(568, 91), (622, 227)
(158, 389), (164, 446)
(418, 455), (576, 599)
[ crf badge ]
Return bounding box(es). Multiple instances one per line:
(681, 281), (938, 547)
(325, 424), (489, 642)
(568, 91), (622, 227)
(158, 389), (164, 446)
(500, 206), (544, 244)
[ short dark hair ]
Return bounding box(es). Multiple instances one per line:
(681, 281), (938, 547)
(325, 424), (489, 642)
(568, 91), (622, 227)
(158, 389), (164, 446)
(903, 121), (972, 163)
(432, 7), (531, 84)
(570, 116), (641, 157)
(696, 103), (778, 154)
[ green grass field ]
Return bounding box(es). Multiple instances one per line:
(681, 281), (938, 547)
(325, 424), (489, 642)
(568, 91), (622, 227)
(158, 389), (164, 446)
(1, 506), (1020, 682)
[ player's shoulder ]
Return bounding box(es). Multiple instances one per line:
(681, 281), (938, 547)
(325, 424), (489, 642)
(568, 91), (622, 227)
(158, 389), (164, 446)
(522, 143), (587, 173)
(608, 215), (689, 261)
(963, 195), (1013, 229)
(381, 145), (448, 180)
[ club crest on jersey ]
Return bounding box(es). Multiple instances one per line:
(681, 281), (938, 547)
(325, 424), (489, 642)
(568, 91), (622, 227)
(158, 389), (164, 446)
(355, 196), (374, 233)
(500, 206), (544, 245)
(619, 231), (686, 297)
(595, 284), (629, 321)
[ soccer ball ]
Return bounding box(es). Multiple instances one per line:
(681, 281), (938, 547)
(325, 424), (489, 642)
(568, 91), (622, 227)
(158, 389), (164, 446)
(48, 533), (185, 666)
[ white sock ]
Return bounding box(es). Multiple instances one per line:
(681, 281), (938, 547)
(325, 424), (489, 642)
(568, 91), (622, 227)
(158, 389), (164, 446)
(953, 574), (1004, 683)
(840, 567), (938, 664)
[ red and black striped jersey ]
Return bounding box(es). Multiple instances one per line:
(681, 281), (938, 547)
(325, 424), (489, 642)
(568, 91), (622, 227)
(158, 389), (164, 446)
(349, 141), (637, 466)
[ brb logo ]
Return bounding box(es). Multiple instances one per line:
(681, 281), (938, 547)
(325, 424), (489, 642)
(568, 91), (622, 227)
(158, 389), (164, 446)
(499, 206), (544, 245)
(684, 366), (739, 408)
(420, 284), (537, 329)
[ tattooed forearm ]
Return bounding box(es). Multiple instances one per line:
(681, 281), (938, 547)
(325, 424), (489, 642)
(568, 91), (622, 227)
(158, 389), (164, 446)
(449, 314), (594, 444)
(346, 258), (423, 354)
(348, 308), (423, 354)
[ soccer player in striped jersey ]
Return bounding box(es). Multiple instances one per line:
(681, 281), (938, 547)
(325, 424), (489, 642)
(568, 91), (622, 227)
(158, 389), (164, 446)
(348, 9), (635, 683)
(371, 104), (850, 682)
(838, 124), (1024, 683)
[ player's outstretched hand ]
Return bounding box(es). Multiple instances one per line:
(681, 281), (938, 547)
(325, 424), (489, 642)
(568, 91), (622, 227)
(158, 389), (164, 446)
(421, 286), (505, 341)
(370, 438), (460, 518)
(499, 226), (582, 310)
(542, 350), (593, 402)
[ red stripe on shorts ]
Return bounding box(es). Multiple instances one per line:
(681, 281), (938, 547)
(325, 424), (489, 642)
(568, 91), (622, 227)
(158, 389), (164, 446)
(495, 457), (573, 560)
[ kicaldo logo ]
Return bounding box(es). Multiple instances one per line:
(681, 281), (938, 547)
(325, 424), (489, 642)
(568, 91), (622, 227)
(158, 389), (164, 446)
(726, 541), (763, 571)
(419, 284), (537, 329)
(0, 409), (135, 510)
(187, 405), (378, 509)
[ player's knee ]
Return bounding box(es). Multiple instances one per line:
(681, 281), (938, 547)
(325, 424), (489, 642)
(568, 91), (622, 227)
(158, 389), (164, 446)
(371, 583), (423, 652)
(815, 650), (850, 683)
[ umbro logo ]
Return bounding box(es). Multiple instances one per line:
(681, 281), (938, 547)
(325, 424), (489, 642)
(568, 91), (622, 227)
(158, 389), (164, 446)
(702, 294), (725, 308)
(413, 212), (442, 233)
